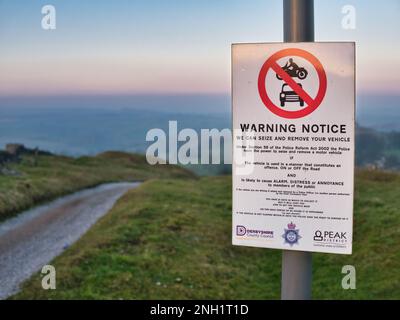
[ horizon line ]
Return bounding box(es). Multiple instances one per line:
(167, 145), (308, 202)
(0, 91), (399, 99)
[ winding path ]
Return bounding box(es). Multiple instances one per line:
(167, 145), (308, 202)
(0, 182), (140, 299)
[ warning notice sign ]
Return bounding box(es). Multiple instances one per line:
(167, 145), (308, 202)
(232, 43), (355, 254)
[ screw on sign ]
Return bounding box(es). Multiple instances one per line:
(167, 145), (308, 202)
(258, 48), (327, 119)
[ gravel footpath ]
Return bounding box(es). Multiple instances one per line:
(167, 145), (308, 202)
(0, 182), (140, 299)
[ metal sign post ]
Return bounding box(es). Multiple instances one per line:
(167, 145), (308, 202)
(281, 0), (314, 300)
(233, 0), (354, 300)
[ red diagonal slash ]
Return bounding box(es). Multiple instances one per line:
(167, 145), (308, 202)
(271, 62), (315, 107)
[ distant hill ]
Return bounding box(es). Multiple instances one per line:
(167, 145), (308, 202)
(0, 151), (195, 221)
(356, 125), (400, 170)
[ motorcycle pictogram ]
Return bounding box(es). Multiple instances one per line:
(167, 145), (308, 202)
(276, 58), (308, 80)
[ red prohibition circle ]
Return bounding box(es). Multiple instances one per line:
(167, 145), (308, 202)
(258, 48), (327, 119)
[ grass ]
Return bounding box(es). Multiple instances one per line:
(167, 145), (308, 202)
(0, 151), (195, 221)
(12, 169), (400, 299)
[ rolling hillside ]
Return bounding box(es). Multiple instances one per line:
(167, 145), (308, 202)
(11, 169), (400, 299)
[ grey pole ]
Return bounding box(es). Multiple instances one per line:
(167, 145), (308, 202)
(283, 0), (314, 42)
(281, 0), (314, 300)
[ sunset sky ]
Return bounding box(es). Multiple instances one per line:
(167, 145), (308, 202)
(0, 0), (399, 96)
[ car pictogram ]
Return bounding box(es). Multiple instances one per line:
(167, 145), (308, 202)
(280, 83), (305, 107)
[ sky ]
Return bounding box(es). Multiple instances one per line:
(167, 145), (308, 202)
(0, 0), (399, 97)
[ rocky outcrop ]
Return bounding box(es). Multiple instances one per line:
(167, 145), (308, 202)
(5, 144), (25, 156)
(0, 144), (52, 166)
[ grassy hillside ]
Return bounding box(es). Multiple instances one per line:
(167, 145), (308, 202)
(0, 152), (195, 221)
(12, 169), (400, 299)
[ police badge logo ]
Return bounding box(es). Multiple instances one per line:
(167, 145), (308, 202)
(282, 222), (301, 246)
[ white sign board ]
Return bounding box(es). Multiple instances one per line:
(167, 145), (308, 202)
(232, 42), (355, 254)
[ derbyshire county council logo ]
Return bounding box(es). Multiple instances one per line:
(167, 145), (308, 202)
(236, 225), (274, 239)
(282, 222), (301, 246)
(236, 225), (247, 236)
